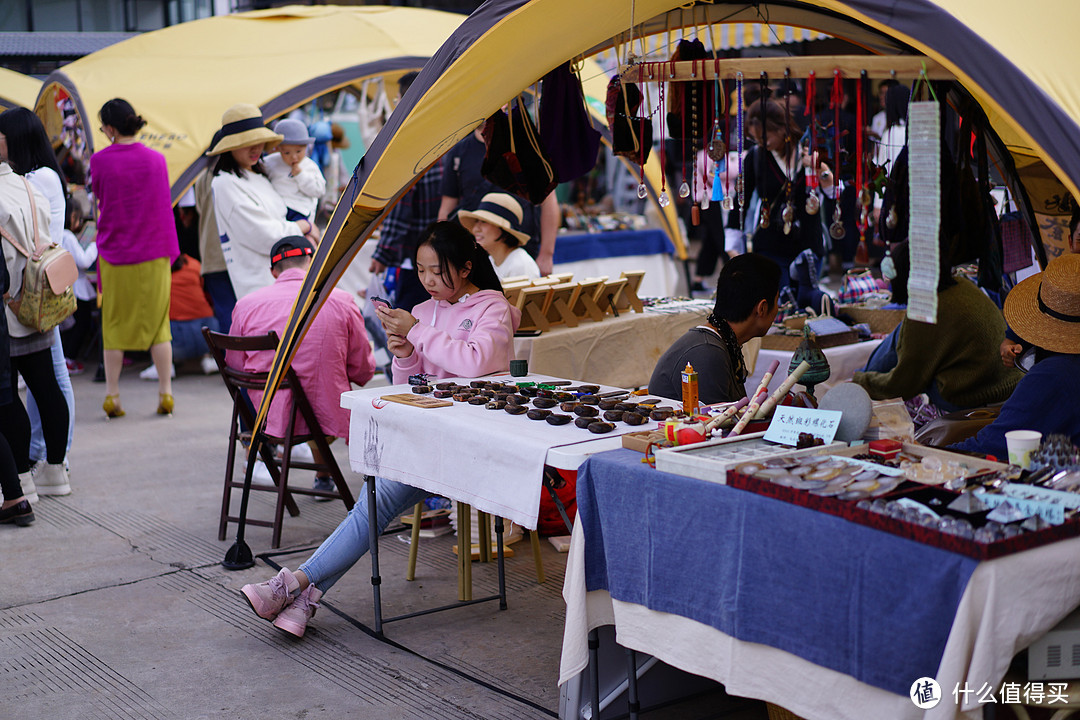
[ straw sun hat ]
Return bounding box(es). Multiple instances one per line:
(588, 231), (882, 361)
(207, 103), (283, 156)
(457, 193), (531, 247)
(1004, 253), (1080, 354)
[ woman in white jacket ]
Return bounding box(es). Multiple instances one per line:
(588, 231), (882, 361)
(207, 104), (319, 299)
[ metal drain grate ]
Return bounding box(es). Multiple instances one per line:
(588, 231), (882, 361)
(0, 625), (174, 719)
(164, 572), (501, 719)
(94, 511), (224, 569)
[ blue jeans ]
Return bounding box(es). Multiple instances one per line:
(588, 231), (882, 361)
(28, 327), (74, 463)
(203, 271), (236, 335)
(861, 325), (900, 373)
(170, 316), (219, 362)
(299, 477), (429, 594)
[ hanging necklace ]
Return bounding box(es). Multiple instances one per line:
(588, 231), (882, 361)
(804, 70), (820, 215)
(781, 68), (796, 235)
(854, 70), (870, 264)
(828, 69), (846, 241)
(757, 72), (770, 231)
(710, 68), (727, 205)
(736, 72), (745, 226)
(658, 70), (670, 207)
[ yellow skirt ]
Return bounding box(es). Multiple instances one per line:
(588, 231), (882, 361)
(100, 257), (172, 351)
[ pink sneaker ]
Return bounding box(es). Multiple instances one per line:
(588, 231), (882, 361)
(241, 567), (299, 621)
(272, 585), (322, 637)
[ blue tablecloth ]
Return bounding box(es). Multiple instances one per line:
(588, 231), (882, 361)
(553, 229), (675, 264)
(577, 449), (979, 696)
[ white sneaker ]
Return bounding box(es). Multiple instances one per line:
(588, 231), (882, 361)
(200, 355), (218, 375)
(139, 364), (176, 381)
(36, 462), (71, 496)
(18, 471), (38, 503)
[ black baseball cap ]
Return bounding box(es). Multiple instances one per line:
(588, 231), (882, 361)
(270, 236), (314, 267)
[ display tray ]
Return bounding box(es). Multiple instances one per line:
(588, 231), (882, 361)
(655, 432), (845, 485)
(726, 444), (1080, 559)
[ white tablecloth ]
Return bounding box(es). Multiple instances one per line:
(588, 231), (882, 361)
(341, 375), (676, 528)
(552, 253), (678, 298)
(560, 517), (1080, 720)
(513, 300), (713, 389)
(743, 338), (882, 398)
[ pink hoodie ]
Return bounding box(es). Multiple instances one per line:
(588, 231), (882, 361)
(391, 289), (522, 384)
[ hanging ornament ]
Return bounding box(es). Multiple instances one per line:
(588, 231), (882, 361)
(736, 72), (745, 227)
(828, 69), (845, 242)
(804, 70), (820, 216)
(679, 181), (691, 198)
(759, 203), (770, 229)
(782, 201), (796, 235)
(781, 68), (796, 237)
(886, 206), (898, 229)
(659, 191), (671, 207)
(853, 70), (870, 266)
(830, 205), (846, 240)
(637, 183), (648, 199)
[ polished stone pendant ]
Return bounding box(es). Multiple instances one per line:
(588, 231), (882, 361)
(637, 183), (648, 199)
(782, 202), (795, 235)
(658, 191), (670, 207)
(678, 181), (691, 198)
(805, 191), (820, 216)
(829, 206), (846, 240)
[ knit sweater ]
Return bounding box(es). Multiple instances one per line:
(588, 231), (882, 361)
(852, 278), (1021, 409)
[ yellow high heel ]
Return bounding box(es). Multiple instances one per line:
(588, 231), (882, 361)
(103, 394), (125, 419)
(157, 393), (174, 416)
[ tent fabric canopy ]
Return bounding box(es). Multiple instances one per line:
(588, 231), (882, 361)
(0, 66), (41, 112)
(256, 0), (1080, 436)
(32, 5), (467, 202)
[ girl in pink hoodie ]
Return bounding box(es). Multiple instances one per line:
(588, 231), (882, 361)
(239, 222), (522, 638)
(377, 221), (522, 383)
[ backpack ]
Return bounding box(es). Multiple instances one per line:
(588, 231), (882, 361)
(0, 176), (77, 333)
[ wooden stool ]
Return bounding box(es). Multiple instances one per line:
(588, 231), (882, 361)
(405, 501), (546, 600)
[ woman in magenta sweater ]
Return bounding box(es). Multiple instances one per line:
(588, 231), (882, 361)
(90, 98), (179, 418)
(238, 222), (521, 638)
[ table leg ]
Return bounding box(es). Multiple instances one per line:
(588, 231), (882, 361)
(478, 510), (492, 563)
(458, 501), (472, 602)
(366, 475), (383, 635)
(626, 647), (640, 720)
(589, 629), (600, 719)
(495, 515), (507, 611)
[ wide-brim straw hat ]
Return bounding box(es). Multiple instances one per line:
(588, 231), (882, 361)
(457, 192), (530, 247)
(1004, 253), (1080, 354)
(207, 103), (282, 156)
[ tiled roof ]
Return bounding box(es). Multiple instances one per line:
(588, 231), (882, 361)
(0, 32), (138, 57)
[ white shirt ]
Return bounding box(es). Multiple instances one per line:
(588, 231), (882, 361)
(211, 169), (302, 299)
(263, 153), (326, 220)
(27, 166), (64, 245)
(491, 247), (540, 281)
(61, 228), (98, 302)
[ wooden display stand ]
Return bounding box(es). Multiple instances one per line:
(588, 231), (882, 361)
(570, 277), (607, 323)
(615, 270), (645, 313)
(543, 282), (581, 328)
(517, 285), (553, 333)
(598, 278), (629, 317)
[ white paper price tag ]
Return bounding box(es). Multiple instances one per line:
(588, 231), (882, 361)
(763, 405), (844, 447)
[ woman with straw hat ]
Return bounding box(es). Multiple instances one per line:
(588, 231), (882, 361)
(457, 192), (540, 280)
(951, 253), (1080, 459)
(207, 104), (319, 300)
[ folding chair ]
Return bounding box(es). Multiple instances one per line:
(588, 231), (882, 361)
(203, 329), (354, 549)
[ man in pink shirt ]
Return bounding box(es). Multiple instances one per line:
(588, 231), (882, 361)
(229, 236), (376, 496)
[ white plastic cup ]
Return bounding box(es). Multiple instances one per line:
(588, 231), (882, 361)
(1005, 430), (1042, 469)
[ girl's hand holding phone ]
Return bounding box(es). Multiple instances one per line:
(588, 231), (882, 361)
(386, 333), (414, 359)
(375, 305), (419, 338)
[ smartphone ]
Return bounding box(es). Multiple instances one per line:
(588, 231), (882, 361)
(370, 296), (393, 311)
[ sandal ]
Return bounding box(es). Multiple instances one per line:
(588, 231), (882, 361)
(103, 394), (125, 419)
(157, 393), (174, 416)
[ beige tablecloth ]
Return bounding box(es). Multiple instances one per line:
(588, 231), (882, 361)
(513, 300), (713, 389)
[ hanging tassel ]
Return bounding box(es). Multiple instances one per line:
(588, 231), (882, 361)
(712, 158), (725, 203)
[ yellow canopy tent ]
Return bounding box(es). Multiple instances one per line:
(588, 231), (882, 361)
(32, 5), (467, 202)
(253, 0), (1080, 444)
(30, 4), (678, 247)
(0, 66), (41, 112)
